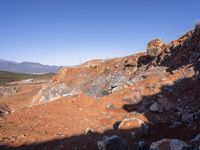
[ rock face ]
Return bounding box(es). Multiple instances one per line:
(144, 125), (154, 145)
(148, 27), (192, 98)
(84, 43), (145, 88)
(97, 135), (127, 150)
(146, 39), (166, 57)
(33, 53), (149, 104)
(150, 139), (188, 150)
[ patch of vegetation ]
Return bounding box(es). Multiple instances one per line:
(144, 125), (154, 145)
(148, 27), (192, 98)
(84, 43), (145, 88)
(0, 71), (56, 86)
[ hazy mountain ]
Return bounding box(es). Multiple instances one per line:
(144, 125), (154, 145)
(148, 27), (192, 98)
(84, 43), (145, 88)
(0, 59), (61, 74)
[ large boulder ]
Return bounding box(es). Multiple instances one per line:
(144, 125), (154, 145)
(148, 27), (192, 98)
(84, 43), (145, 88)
(150, 139), (189, 150)
(118, 117), (146, 130)
(146, 39), (166, 57)
(118, 117), (149, 139)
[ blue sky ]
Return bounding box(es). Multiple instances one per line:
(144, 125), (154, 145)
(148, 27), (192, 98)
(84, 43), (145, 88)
(0, 0), (199, 66)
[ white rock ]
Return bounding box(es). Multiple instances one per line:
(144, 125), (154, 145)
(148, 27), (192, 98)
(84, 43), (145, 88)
(149, 103), (160, 112)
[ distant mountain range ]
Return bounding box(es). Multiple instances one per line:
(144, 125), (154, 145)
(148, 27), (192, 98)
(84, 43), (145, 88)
(0, 59), (61, 74)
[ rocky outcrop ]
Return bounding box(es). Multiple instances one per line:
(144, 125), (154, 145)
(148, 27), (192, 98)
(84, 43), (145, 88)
(152, 23), (200, 70)
(33, 53), (151, 104)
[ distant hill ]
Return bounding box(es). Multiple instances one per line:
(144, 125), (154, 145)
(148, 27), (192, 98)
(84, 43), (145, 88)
(0, 59), (61, 73)
(0, 71), (56, 86)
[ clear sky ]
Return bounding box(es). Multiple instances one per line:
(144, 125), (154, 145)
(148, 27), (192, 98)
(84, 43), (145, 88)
(0, 0), (199, 66)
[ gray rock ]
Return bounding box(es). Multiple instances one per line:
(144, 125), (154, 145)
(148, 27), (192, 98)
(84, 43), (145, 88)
(189, 52), (200, 63)
(35, 83), (77, 104)
(97, 135), (127, 150)
(85, 75), (111, 97)
(182, 112), (200, 124)
(86, 74), (128, 97)
(169, 121), (182, 128)
(150, 139), (189, 150)
(87, 85), (105, 97)
(109, 74), (128, 89)
(129, 74), (145, 85)
(138, 141), (148, 150)
(191, 133), (200, 142)
(149, 103), (160, 112)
